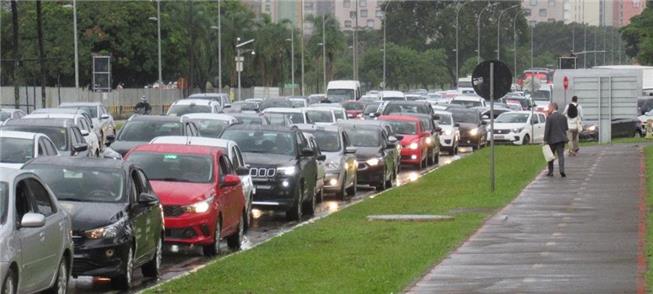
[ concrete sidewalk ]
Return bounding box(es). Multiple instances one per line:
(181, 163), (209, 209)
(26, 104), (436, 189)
(406, 144), (645, 293)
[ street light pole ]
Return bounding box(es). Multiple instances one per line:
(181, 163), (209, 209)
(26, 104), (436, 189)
(322, 14), (327, 93)
(455, 1), (468, 85)
(513, 10), (520, 83)
(289, 31), (295, 96)
(218, 0), (222, 92)
(382, 0), (392, 91)
(73, 0), (80, 100)
(477, 3), (493, 64)
(497, 5), (519, 60)
(156, 1), (162, 113)
(300, 0), (305, 96)
(235, 38), (255, 101)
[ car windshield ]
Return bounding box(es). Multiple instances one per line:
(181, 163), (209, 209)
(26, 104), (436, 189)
(306, 110), (334, 123)
(190, 119), (228, 137)
(451, 99), (482, 108)
(235, 115), (264, 125)
(382, 96), (405, 101)
(451, 111), (480, 124)
(496, 113), (529, 123)
(29, 165), (125, 202)
(346, 128), (381, 147)
(260, 99), (292, 110)
(0, 182), (7, 224)
(168, 104), (212, 116)
(60, 105), (97, 118)
(266, 112), (304, 124)
(0, 112), (11, 121)
(221, 129), (296, 156)
(327, 89), (354, 102)
(305, 130), (341, 152)
(383, 103), (430, 115)
(435, 114), (452, 125)
(385, 121), (417, 135)
(232, 102), (258, 112)
(0, 137), (34, 163)
(2, 126), (68, 151)
(128, 152), (213, 183)
(364, 104), (379, 115)
(290, 100), (306, 108)
(118, 121), (182, 142)
(342, 102), (364, 111)
(531, 90), (551, 100)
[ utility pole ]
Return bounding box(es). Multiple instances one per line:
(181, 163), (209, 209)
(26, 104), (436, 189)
(497, 5), (519, 60)
(300, 0), (305, 96)
(36, 0), (46, 108)
(513, 10), (519, 82)
(322, 14), (327, 93)
(455, 1), (467, 85)
(353, 0), (359, 80)
(218, 0), (222, 92)
(11, 0), (20, 109)
(477, 3), (493, 64)
(73, 0), (80, 100)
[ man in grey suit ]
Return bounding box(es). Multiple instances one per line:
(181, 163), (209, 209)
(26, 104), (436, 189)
(544, 102), (569, 177)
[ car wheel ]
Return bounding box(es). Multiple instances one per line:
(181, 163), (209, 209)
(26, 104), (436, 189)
(112, 246), (133, 290)
(522, 135), (530, 145)
(317, 188), (324, 203)
(337, 174), (347, 200)
(384, 170), (393, 188)
(302, 184), (316, 216)
(634, 130), (642, 138)
(45, 257), (69, 294)
(203, 219), (221, 257)
(346, 175), (357, 196)
(375, 170), (387, 191)
(434, 152), (440, 165)
(2, 268), (16, 294)
(286, 184), (303, 221)
(142, 236), (162, 278)
(227, 212), (245, 251)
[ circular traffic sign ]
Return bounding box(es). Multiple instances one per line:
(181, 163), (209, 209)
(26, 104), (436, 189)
(471, 60), (512, 100)
(563, 76), (569, 90)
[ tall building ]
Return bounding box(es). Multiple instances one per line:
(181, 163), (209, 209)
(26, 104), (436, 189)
(252, 0), (335, 26)
(522, 0), (646, 26)
(522, 0), (566, 24)
(613, 0), (646, 27)
(333, 0), (383, 30)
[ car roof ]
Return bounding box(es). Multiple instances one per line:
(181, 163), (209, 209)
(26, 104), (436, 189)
(432, 110), (453, 116)
(223, 124), (295, 133)
(379, 115), (421, 122)
(32, 108), (88, 115)
(499, 110), (531, 115)
(263, 107), (303, 113)
(384, 100), (430, 106)
(150, 136), (234, 149)
(130, 143), (223, 156)
(0, 130), (39, 139)
(453, 95), (484, 101)
(308, 104), (344, 109)
(3, 118), (73, 127)
(293, 123), (340, 132)
(379, 90), (405, 97)
(26, 156), (127, 170)
(172, 99), (216, 106)
(24, 113), (84, 120)
(182, 113), (237, 121)
(188, 93), (228, 98)
(128, 115), (181, 122)
(337, 122), (384, 132)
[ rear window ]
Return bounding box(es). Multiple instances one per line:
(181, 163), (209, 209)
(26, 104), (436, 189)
(383, 103), (431, 115)
(345, 128), (381, 147)
(118, 121), (182, 142)
(60, 105), (97, 118)
(190, 119), (228, 137)
(168, 104), (212, 116)
(128, 152), (214, 183)
(342, 102), (364, 111)
(0, 137), (34, 163)
(2, 126), (68, 151)
(306, 110), (334, 123)
(384, 120), (417, 135)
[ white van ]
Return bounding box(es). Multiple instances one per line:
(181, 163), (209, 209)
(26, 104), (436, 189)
(457, 76), (475, 95)
(327, 80), (361, 103)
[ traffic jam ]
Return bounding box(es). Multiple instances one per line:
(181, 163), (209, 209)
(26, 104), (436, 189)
(0, 73), (635, 293)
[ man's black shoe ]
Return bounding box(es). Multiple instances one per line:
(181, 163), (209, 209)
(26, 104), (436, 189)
(546, 172), (554, 177)
(560, 172), (566, 178)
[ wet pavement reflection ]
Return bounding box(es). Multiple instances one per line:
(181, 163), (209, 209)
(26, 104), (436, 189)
(69, 153), (464, 293)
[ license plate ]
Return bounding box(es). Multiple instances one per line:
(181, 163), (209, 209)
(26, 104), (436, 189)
(494, 135), (504, 140)
(255, 185), (272, 190)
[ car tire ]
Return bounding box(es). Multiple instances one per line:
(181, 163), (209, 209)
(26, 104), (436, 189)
(142, 236), (162, 278)
(434, 152), (440, 165)
(375, 170), (387, 191)
(522, 135), (530, 145)
(302, 184), (316, 216)
(227, 212), (245, 251)
(346, 175), (357, 196)
(2, 268), (16, 294)
(337, 174), (347, 200)
(203, 219), (221, 257)
(45, 257), (69, 294)
(286, 184), (303, 221)
(384, 171), (393, 188)
(112, 246), (134, 290)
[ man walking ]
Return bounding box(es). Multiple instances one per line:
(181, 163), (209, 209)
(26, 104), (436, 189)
(544, 102), (568, 177)
(563, 96), (583, 156)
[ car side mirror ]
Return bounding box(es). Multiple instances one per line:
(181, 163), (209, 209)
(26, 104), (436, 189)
(317, 154), (327, 161)
(434, 127), (443, 134)
(236, 166), (250, 176)
(388, 136), (398, 144)
(421, 131), (431, 137)
(81, 130), (90, 137)
(20, 213), (45, 228)
(100, 114), (110, 120)
(72, 143), (88, 153)
(301, 149), (315, 157)
(223, 104), (232, 108)
(386, 142), (396, 149)
(345, 146), (357, 154)
(481, 120), (488, 126)
(454, 123), (460, 127)
(222, 174), (241, 187)
(138, 192), (159, 205)
(105, 134), (116, 147)
(482, 115), (490, 119)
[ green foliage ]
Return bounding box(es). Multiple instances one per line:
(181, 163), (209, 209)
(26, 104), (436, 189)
(622, 6), (653, 65)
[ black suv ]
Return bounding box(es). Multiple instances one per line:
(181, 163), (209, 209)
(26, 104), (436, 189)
(2, 118), (89, 157)
(110, 115), (200, 156)
(24, 157), (164, 290)
(220, 125), (322, 220)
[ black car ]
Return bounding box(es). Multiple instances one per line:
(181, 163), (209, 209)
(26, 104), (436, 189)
(24, 157), (164, 290)
(337, 119), (402, 172)
(638, 96), (653, 115)
(380, 101), (434, 117)
(449, 108), (487, 150)
(338, 123), (398, 191)
(231, 112), (271, 125)
(259, 98), (293, 110)
(581, 118), (643, 141)
(110, 115), (200, 156)
(220, 125), (322, 220)
(2, 118), (89, 157)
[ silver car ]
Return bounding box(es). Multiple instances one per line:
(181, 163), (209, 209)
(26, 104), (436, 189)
(0, 168), (73, 294)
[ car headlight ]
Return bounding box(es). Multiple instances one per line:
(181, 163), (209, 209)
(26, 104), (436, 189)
(326, 161), (340, 170)
(84, 218), (127, 239)
(469, 128), (479, 136)
(586, 125), (597, 132)
(409, 142), (419, 150)
(425, 137), (433, 144)
(444, 129), (452, 136)
(512, 127), (523, 133)
(277, 166), (296, 176)
(366, 158), (381, 166)
(184, 196), (214, 214)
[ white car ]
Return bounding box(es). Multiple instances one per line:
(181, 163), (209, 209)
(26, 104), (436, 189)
(450, 95), (487, 108)
(182, 113), (239, 137)
(433, 111), (460, 155)
(149, 136), (255, 228)
(167, 99), (223, 116)
(262, 107), (308, 124)
(492, 111), (546, 145)
(0, 108), (26, 125)
(188, 93), (231, 109)
(23, 113), (101, 157)
(306, 104), (348, 121)
(59, 102), (116, 146)
(305, 108), (338, 125)
(378, 90), (406, 101)
(289, 98), (308, 108)
(302, 133), (326, 200)
(0, 131), (59, 169)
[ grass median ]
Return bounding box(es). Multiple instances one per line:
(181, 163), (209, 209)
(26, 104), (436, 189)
(149, 145), (545, 294)
(644, 146), (653, 288)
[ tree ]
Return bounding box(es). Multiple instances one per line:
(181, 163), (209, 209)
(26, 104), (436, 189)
(36, 0), (46, 106)
(622, 6), (653, 65)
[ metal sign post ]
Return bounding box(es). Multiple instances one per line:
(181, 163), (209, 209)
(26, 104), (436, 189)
(489, 62), (495, 191)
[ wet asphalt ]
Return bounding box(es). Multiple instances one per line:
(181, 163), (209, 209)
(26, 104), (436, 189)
(68, 151), (469, 293)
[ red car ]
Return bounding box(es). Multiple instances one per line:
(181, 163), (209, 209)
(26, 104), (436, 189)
(125, 144), (246, 256)
(342, 100), (366, 119)
(379, 115), (430, 168)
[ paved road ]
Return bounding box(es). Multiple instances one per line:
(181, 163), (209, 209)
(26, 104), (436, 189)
(69, 152), (467, 293)
(407, 144), (644, 293)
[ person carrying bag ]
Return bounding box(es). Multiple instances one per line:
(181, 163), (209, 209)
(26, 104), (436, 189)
(563, 96), (582, 156)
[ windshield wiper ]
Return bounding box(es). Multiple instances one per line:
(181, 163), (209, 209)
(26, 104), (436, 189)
(57, 197), (85, 202)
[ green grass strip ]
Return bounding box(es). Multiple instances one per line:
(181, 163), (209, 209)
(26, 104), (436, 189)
(149, 145), (545, 294)
(644, 146), (653, 289)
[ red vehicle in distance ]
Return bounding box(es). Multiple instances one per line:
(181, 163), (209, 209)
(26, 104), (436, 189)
(378, 115), (430, 169)
(341, 100), (366, 119)
(125, 144), (247, 256)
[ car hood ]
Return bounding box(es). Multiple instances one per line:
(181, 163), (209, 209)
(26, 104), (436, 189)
(353, 146), (382, 159)
(323, 152), (343, 164)
(242, 152), (296, 166)
(0, 163), (22, 169)
(150, 181), (214, 206)
(457, 122), (480, 130)
(400, 134), (420, 144)
(59, 201), (128, 232)
(110, 141), (146, 156)
(493, 122), (526, 130)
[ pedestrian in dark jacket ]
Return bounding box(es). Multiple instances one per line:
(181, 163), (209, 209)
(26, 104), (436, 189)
(544, 102), (569, 177)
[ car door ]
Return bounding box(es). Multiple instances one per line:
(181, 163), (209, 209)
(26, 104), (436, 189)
(70, 127), (87, 157)
(129, 169), (151, 265)
(296, 132), (317, 196)
(217, 156), (238, 232)
(536, 113), (547, 143)
(135, 169), (161, 261)
(341, 131), (357, 185)
(380, 131), (394, 176)
(231, 145), (252, 214)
